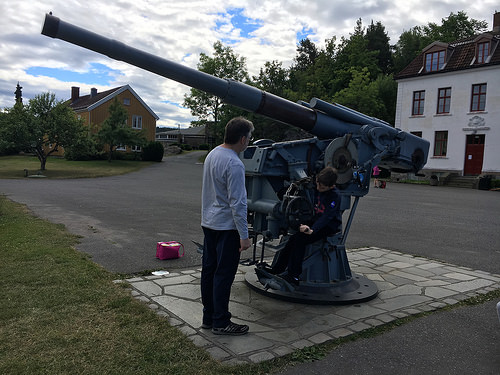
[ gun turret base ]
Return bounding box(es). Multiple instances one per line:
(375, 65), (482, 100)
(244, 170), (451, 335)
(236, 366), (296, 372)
(245, 271), (378, 305)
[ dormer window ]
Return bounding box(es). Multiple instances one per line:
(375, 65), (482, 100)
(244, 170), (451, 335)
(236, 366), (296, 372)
(477, 42), (489, 64)
(425, 50), (445, 72)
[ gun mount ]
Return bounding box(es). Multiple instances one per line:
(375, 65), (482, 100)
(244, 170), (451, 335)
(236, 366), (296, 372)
(42, 14), (430, 304)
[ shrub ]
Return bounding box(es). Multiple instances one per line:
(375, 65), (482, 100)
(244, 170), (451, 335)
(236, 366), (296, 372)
(198, 143), (209, 150)
(141, 141), (164, 162)
(0, 143), (20, 156)
(114, 151), (141, 161)
(64, 136), (100, 161)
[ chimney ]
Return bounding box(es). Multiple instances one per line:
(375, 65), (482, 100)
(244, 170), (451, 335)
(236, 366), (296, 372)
(71, 86), (80, 102)
(90, 87), (98, 97)
(494, 12), (500, 33)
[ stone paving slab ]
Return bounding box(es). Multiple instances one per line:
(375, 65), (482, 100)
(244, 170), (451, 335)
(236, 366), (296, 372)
(120, 247), (500, 364)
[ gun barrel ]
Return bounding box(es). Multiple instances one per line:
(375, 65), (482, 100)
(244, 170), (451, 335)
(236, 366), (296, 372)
(42, 13), (360, 137)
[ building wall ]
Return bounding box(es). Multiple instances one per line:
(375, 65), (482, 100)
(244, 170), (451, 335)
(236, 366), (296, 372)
(395, 66), (500, 175)
(88, 90), (156, 143)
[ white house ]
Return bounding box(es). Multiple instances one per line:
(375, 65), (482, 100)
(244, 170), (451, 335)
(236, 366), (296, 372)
(395, 12), (500, 178)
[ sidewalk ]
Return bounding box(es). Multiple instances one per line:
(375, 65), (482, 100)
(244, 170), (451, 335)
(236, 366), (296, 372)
(121, 246), (500, 365)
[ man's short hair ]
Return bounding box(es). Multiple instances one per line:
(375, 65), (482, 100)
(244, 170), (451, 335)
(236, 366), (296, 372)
(224, 117), (254, 145)
(316, 166), (338, 187)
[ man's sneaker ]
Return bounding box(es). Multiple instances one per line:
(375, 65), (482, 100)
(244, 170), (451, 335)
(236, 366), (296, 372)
(201, 322), (212, 329)
(212, 322), (249, 336)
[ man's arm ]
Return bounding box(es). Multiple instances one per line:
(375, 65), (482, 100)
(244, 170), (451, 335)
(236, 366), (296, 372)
(239, 238), (251, 252)
(227, 159), (249, 241)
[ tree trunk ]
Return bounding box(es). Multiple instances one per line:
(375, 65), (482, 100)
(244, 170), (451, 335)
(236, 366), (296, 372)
(40, 157), (47, 171)
(34, 147), (47, 171)
(108, 146), (114, 162)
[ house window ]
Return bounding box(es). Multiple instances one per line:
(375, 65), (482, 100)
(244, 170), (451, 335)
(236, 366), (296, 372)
(131, 145), (141, 152)
(470, 83), (487, 112)
(412, 90), (425, 116)
(437, 87), (451, 114)
(425, 50), (445, 72)
(123, 98), (130, 106)
(433, 131), (448, 157)
(477, 42), (489, 64)
(132, 115), (142, 129)
(116, 144), (126, 151)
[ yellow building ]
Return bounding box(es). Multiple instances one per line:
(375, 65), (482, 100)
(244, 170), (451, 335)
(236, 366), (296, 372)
(66, 84), (158, 154)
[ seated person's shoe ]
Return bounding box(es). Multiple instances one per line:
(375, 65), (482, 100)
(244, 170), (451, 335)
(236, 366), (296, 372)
(212, 321), (249, 336)
(279, 273), (300, 286)
(260, 264), (278, 274)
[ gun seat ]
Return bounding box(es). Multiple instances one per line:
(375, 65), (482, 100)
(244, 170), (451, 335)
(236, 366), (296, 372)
(300, 233), (352, 283)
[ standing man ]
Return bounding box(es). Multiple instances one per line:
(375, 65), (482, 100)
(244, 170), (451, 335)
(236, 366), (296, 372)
(201, 116), (254, 336)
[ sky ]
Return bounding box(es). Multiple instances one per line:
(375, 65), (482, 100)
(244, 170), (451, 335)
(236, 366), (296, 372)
(0, 1), (498, 128)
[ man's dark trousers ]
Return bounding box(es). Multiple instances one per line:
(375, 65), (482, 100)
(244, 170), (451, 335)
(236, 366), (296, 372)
(201, 227), (241, 328)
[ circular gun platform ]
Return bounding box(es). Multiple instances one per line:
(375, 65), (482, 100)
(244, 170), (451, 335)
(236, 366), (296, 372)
(245, 271), (378, 305)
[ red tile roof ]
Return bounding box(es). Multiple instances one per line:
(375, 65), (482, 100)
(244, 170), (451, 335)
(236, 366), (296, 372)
(67, 87), (122, 111)
(395, 31), (500, 80)
(66, 85), (159, 120)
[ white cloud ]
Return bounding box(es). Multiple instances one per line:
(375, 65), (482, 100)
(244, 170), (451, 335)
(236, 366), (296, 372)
(0, 0), (497, 127)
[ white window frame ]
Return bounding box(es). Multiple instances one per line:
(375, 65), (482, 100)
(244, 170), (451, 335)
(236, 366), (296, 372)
(132, 115), (143, 129)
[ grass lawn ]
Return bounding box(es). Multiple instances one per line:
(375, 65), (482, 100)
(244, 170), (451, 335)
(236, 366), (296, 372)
(0, 155), (155, 179)
(0, 196), (285, 374)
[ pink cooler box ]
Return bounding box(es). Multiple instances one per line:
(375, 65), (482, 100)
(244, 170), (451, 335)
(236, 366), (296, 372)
(156, 241), (185, 260)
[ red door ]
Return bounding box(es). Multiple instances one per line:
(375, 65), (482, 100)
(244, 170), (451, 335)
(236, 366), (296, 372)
(463, 134), (485, 176)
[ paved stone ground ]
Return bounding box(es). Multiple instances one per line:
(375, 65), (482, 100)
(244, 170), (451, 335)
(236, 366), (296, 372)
(120, 247), (500, 365)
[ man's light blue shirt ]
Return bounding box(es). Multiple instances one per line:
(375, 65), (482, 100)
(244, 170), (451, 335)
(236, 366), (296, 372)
(201, 146), (249, 240)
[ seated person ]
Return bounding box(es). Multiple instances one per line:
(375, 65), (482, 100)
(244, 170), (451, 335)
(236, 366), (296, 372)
(268, 167), (342, 285)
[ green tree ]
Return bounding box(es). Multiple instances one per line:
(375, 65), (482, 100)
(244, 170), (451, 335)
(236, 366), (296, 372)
(1, 93), (87, 170)
(253, 60), (289, 96)
(422, 11), (488, 43)
(333, 19), (381, 92)
(63, 129), (100, 161)
(365, 21), (394, 74)
(183, 41), (249, 145)
(250, 60), (304, 141)
(96, 98), (146, 162)
(372, 74), (398, 124)
(293, 38), (320, 71)
(392, 27), (425, 73)
(332, 67), (384, 118)
(0, 103), (26, 155)
(288, 38), (331, 101)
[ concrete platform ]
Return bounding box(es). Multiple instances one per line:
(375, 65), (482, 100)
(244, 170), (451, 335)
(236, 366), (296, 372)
(121, 247), (500, 365)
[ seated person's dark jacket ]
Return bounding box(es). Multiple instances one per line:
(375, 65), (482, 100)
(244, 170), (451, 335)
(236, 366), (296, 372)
(310, 187), (342, 235)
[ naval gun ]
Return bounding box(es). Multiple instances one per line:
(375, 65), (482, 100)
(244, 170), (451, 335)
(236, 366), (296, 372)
(41, 14), (430, 304)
